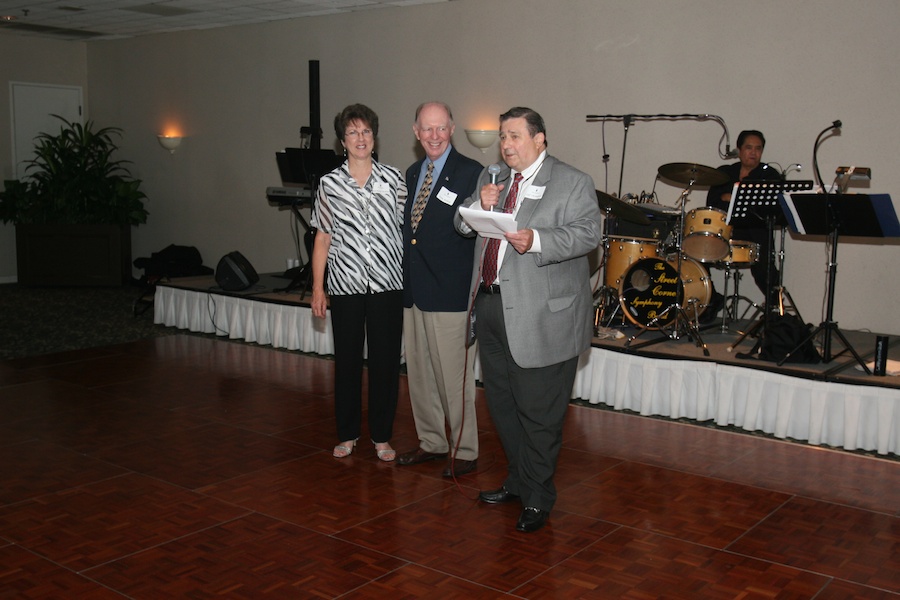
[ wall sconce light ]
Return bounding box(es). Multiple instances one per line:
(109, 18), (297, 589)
(464, 129), (497, 153)
(157, 135), (183, 154)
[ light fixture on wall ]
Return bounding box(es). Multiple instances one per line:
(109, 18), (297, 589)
(464, 129), (497, 153)
(157, 135), (183, 154)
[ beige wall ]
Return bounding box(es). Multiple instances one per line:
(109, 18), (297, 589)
(0, 35), (88, 280)
(3, 0), (900, 335)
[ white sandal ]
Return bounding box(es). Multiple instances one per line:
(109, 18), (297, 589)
(373, 441), (396, 462)
(333, 439), (357, 458)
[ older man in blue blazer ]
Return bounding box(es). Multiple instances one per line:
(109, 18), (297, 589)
(456, 106), (602, 533)
(398, 101), (483, 477)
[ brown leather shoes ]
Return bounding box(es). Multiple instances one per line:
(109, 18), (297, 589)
(396, 448), (448, 466)
(442, 459), (477, 478)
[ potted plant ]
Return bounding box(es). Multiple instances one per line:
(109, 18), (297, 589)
(0, 115), (148, 286)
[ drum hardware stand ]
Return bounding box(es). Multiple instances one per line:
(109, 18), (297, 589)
(725, 180), (813, 356)
(719, 268), (759, 334)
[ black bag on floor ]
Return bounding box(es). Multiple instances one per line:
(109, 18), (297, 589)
(134, 244), (213, 280)
(759, 314), (821, 364)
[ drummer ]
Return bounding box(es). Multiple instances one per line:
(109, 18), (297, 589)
(706, 130), (781, 308)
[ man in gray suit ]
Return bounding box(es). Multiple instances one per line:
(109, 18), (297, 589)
(456, 107), (602, 533)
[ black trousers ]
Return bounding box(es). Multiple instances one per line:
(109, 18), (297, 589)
(329, 290), (403, 443)
(475, 291), (579, 512)
(734, 226), (778, 300)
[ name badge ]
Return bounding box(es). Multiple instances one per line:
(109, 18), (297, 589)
(437, 187), (458, 205)
(373, 182), (390, 194)
(525, 185), (545, 199)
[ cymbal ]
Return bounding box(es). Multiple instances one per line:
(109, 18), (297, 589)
(595, 190), (650, 225)
(658, 162), (730, 187)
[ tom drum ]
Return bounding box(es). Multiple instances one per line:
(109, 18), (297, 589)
(682, 207), (732, 263)
(720, 240), (759, 268)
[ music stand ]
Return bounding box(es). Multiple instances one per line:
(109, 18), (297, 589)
(780, 192), (899, 371)
(725, 180), (813, 354)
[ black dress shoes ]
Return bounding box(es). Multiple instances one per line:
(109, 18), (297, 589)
(478, 486), (519, 504)
(396, 448), (448, 466)
(442, 459), (477, 478)
(516, 507), (549, 533)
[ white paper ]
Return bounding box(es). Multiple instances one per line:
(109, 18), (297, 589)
(459, 205), (518, 239)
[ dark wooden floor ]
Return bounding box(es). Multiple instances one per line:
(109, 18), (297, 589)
(1, 334), (898, 599)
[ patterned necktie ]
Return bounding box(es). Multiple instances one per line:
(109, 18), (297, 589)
(410, 162), (433, 232)
(481, 172), (523, 286)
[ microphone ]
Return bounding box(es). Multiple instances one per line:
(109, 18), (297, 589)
(488, 164), (501, 185)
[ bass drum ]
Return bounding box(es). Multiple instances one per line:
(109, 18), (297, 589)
(618, 256), (712, 329)
(604, 236), (660, 289)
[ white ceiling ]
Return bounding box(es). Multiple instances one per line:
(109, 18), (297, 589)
(0, 0), (449, 40)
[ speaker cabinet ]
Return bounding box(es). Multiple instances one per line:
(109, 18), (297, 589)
(215, 251), (259, 291)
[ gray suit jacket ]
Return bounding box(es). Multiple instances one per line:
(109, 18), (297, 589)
(457, 155), (602, 368)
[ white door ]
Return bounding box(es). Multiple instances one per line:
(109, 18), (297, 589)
(10, 82), (83, 180)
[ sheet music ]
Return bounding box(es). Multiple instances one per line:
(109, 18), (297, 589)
(459, 206), (518, 239)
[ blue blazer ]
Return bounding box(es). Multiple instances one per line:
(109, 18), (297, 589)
(403, 147), (482, 312)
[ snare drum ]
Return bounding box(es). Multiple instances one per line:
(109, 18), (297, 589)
(618, 256), (711, 329)
(604, 236), (660, 289)
(682, 207), (732, 263)
(721, 240), (759, 268)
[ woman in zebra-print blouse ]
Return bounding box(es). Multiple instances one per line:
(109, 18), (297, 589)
(311, 103), (408, 464)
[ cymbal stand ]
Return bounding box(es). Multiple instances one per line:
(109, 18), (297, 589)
(625, 181), (709, 356)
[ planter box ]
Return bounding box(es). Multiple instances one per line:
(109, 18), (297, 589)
(15, 224), (132, 286)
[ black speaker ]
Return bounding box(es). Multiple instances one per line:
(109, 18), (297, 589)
(215, 251), (259, 291)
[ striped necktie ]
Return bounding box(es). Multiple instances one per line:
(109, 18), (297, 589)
(410, 161), (433, 232)
(481, 172), (523, 285)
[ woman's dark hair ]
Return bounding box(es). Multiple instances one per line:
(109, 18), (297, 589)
(334, 103), (379, 139)
(737, 129), (765, 148)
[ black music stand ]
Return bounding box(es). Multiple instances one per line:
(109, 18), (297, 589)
(780, 192), (899, 371)
(725, 180), (813, 355)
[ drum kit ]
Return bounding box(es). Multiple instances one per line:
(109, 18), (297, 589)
(595, 162), (762, 353)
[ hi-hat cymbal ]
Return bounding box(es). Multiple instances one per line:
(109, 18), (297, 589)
(595, 190), (650, 225)
(658, 162), (730, 187)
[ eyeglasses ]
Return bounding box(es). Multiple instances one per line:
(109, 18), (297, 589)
(345, 129), (373, 138)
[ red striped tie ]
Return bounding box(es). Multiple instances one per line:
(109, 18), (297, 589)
(481, 173), (523, 285)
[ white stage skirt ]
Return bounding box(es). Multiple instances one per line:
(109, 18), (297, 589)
(155, 285), (899, 455)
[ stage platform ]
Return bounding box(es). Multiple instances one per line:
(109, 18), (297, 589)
(154, 274), (900, 456)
